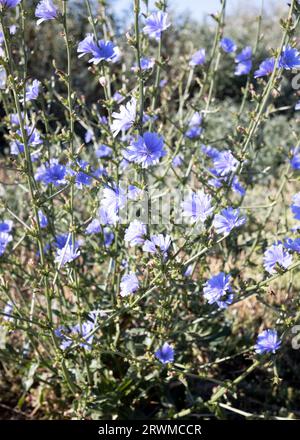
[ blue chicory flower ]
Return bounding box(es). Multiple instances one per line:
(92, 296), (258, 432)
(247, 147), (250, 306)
(290, 147), (300, 170)
(69, 160), (93, 189)
(202, 144), (220, 159)
(25, 79), (40, 102)
(103, 228), (114, 247)
(96, 144), (113, 158)
(189, 49), (206, 67)
(0, 67), (6, 89)
(77, 34), (120, 64)
(35, 0), (58, 25)
(10, 125), (43, 155)
(185, 125), (202, 139)
(212, 150), (239, 176)
(291, 192), (300, 220)
(10, 112), (24, 126)
(85, 219), (101, 235)
(188, 112), (202, 127)
(184, 264), (193, 277)
(182, 190), (214, 224)
(203, 272), (234, 309)
(38, 210), (48, 228)
(279, 45), (300, 70)
(53, 234), (81, 250)
(100, 185), (127, 225)
(124, 220), (147, 246)
(132, 57), (155, 71)
(143, 11), (170, 40)
(254, 57), (275, 78)
(155, 342), (174, 364)
(143, 234), (171, 258)
(0, 220), (13, 233)
(254, 329), (281, 354)
(55, 311), (99, 351)
(2, 301), (13, 322)
(0, 231), (13, 256)
(284, 237), (300, 253)
(35, 159), (67, 186)
(213, 207), (246, 236)
(220, 37), (236, 53)
(120, 272), (139, 297)
(85, 129), (93, 144)
(263, 243), (293, 274)
(235, 46), (252, 76)
(128, 185), (143, 201)
(112, 91), (124, 103)
(123, 132), (165, 168)
(55, 241), (80, 267)
(172, 154), (183, 167)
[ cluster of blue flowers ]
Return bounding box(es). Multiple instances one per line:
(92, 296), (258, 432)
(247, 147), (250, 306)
(2, 0), (299, 382)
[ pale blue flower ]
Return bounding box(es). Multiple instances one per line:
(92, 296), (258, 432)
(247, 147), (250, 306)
(25, 79), (40, 102)
(263, 243), (293, 274)
(124, 220), (147, 246)
(128, 185), (143, 200)
(254, 329), (281, 354)
(120, 272), (139, 297)
(213, 151), (239, 176)
(185, 126), (202, 139)
(172, 154), (183, 167)
(3, 301), (13, 321)
(55, 240), (80, 267)
(182, 190), (214, 223)
(143, 234), (171, 258)
(203, 272), (234, 309)
(213, 207), (246, 236)
(85, 219), (101, 235)
(96, 144), (113, 158)
(111, 98), (136, 137)
(132, 57), (155, 71)
(189, 49), (206, 67)
(143, 11), (170, 40)
(85, 129), (93, 143)
(38, 210), (48, 228)
(35, 0), (58, 25)
(0, 68), (6, 90)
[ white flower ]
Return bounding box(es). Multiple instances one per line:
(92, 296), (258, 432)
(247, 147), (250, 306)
(0, 67), (7, 90)
(111, 98), (136, 137)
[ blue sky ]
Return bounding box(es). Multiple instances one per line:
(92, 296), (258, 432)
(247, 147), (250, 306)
(111, 0), (280, 21)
